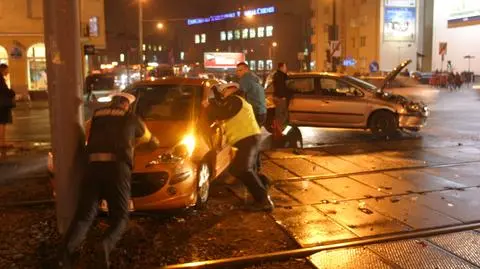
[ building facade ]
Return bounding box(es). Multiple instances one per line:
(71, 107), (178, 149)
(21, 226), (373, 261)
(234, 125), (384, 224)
(0, 0), (106, 97)
(432, 0), (480, 74)
(176, 0), (312, 75)
(310, 0), (434, 74)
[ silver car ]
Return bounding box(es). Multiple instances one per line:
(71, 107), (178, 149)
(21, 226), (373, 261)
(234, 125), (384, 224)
(265, 60), (429, 137)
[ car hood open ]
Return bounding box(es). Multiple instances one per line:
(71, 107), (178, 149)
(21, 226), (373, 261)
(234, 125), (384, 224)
(381, 59), (412, 91)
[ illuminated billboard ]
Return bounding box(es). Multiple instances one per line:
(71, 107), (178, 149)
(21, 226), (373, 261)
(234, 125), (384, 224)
(204, 52), (245, 69)
(187, 6), (275, 26)
(448, 0), (480, 28)
(383, 6), (416, 41)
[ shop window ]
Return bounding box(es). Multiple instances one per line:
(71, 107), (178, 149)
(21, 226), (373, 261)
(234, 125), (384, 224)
(266, 60), (273, 70)
(360, 36), (366, 47)
(249, 28), (256, 38)
(27, 0), (43, 19)
(0, 46), (7, 64)
(242, 28), (249, 39)
(227, 31), (233, 41)
(201, 33), (206, 43)
(249, 60), (256, 70)
(266, 26), (273, 37)
(220, 31), (226, 41)
(27, 43), (47, 91)
(195, 34), (200, 44)
(258, 60), (265, 71)
(234, 30), (241, 40)
(0, 46), (9, 87)
(257, 27), (265, 38)
(88, 16), (99, 37)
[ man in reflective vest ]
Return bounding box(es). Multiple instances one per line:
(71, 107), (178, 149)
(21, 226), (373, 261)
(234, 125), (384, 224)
(61, 92), (160, 268)
(203, 82), (274, 211)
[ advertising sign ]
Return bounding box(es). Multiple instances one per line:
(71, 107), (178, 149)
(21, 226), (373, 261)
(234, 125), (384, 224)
(383, 6), (416, 41)
(384, 0), (415, 7)
(439, 42), (447, 56)
(448, 0), (480, 28)
(204, 52), (245, 69)
(187, 6), (275, 26)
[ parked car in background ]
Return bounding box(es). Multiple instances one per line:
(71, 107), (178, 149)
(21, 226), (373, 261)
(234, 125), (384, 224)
(49, 77), (236, 211)
(411, 71), (433, 84)
(264, 60), (429, 137)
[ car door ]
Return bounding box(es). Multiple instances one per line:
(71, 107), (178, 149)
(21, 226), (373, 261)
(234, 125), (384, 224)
(200, 83), (232, 176)
(287, 76), (325, 126)
(314, 77), (369, 127)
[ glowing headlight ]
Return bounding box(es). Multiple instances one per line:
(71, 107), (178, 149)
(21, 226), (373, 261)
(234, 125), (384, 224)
(180, 134), (196, 157)
(406, 103), (421, 112)
(97, 96), (112, 103)
(146, 134), (196, 167)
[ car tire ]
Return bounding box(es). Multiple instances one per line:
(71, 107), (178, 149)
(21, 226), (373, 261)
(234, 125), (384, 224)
(284, 126), (303, 149)
(194, 162), (211, 209)
(370, 111), (398, 137)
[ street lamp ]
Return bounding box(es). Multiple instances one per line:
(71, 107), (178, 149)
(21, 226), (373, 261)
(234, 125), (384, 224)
(464, 55), (475, 73)
(272, 42), (278, 47)
(156, 22), (165, 30)
(138, 0), (144, 78)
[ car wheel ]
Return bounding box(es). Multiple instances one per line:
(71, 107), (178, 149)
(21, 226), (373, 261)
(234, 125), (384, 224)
(284, 126), (303, 149)
(370, 111), (398, 137)
(195, 162), (211, 209)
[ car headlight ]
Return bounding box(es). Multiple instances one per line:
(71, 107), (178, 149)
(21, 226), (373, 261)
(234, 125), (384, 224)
(97, 96), (112, 103)
(406, 103), (422, 112)
(146, 134), (196, 167)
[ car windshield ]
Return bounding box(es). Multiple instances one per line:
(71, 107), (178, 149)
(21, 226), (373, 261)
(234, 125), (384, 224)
(343, 76), (379, 92)
(135, 85), (202, 121)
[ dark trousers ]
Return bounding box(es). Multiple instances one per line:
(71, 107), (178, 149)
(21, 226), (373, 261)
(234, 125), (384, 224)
(230, 135), (268, 203)
(255, 113), (267, 128)
(254, 113), (266, 171)
(62, 161), (131, 267)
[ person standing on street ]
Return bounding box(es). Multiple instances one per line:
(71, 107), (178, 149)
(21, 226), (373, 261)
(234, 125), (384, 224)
(0, 64), (15, 150)
(272, 62), (292, 132)
(61, 92), (160, 268)
(203, 82), (274, 211)
(236, 62), (267, 128)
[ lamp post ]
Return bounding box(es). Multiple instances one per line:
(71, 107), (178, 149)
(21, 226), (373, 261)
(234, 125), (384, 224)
(138, 0), (144, 78)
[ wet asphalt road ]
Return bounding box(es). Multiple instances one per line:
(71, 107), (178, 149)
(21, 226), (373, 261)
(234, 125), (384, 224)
(4, 85), (480, 268)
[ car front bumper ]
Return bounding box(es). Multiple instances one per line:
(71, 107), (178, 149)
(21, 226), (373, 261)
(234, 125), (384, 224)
(398, 114), (428, 129)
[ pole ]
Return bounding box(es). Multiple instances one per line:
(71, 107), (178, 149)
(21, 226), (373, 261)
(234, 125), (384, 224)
(43, 0), (85, 234)
(138, 0), (144, 79)
(331, 0), (337, 72)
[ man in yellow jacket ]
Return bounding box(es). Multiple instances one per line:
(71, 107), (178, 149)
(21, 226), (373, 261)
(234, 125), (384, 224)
(203, 82), (274, 211)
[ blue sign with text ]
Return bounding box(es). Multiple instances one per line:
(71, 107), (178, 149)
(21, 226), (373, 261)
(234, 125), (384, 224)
(187, 6), (276, 26)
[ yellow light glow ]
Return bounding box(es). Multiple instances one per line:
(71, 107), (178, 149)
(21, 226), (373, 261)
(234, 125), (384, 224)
(272, 42), (278, 47)
(181, 134), (196, 156)
(156, 22), (164, 30)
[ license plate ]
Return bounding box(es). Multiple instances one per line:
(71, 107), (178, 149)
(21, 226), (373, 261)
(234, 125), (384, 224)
(99, 199), (135, 212)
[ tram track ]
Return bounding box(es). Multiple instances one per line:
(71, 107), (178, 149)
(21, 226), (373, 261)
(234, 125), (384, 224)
(160, 221), (480, 269)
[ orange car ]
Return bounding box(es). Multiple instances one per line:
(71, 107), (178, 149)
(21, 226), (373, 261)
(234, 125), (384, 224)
(49, 77), (235, 211)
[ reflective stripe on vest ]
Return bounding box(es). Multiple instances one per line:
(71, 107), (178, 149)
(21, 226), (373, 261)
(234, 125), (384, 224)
(224, 96), (261, 145)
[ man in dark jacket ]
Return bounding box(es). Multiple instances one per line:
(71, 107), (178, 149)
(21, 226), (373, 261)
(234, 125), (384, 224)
(61, 92), (160, 268)
(272, 62), (292, 130)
